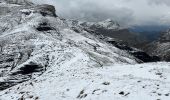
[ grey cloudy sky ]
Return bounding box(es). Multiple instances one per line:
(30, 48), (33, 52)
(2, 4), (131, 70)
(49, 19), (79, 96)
(32, 0), (170, 26)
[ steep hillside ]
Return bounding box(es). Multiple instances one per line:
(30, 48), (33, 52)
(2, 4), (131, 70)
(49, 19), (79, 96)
(0, 1), (169, 100)
(66, 19), (159, 62)
(144, 29), (170, 61)
(0, 0), (141, 92)
(74, 19), (147, 47)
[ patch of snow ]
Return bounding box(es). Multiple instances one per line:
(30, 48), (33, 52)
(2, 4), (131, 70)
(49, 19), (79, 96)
(1, 62), (170, 100)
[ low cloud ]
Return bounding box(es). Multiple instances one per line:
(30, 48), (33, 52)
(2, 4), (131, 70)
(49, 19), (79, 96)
(148, 0), (170, 6)
(32, 0), (170, 27)
(57, 2), (134, 26)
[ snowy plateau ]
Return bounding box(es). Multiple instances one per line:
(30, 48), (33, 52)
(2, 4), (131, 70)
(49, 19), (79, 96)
(0, 0), (170, 100)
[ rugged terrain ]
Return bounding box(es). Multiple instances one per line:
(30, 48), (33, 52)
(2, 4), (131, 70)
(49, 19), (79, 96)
(0, 0), (141, 92)
(0, 0), (169, 100)
(144, 29), (170, 61)
(1, 62), (170, 100)
(75, 19), (147, 47)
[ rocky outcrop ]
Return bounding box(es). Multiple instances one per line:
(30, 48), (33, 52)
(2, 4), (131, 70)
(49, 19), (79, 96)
(0, 1), (58, 91)
(32, 4), (57, 17)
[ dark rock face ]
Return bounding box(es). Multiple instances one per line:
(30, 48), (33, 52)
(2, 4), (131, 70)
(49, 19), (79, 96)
(143, 29), (170, 61)
(0, 82), (16, 91)
(107, 40), (160, 63)
(132, 52), (160, 62)
(16, 62), (43, 75)
(36, 22), (54, 31)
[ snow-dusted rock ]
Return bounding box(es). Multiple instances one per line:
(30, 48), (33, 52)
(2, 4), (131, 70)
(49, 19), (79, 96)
(0, 1), (169, 100)
(78, 19), (120, 30)
(1, 62), (170, 100)
(0, 0), (139, 93)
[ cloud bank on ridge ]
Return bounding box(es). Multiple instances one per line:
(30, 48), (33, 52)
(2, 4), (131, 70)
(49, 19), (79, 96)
(32, 0), (170, 27)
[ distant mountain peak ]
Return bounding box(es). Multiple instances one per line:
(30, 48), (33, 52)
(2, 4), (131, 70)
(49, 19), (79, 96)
(103, 19), (118, 24)
(96, 19), (120, 30)
(78, 19), (120, 30)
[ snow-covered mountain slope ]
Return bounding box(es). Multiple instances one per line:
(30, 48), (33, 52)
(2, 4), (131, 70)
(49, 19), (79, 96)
(1, 62), (170, 100)
(79, 19), (120, 30)
(0, 0), (141, 93)
(70, 19), (147, 47)
(144, 29), (170, 61)
(0, 1), (169, 100)
(65, 19), (160, 62)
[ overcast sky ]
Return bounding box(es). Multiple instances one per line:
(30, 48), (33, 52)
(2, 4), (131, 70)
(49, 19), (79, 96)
(32, 0), (170, 27)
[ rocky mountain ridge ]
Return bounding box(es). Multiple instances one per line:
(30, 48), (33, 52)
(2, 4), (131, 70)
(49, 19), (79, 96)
(75, 19), (147, 47)
(66, 19), (159, 62)
(0, 0), (144, 92)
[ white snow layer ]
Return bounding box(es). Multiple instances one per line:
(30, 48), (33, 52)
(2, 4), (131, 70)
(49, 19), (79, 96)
(0, 2), (170, 100)
(1, 62), (170, 100)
